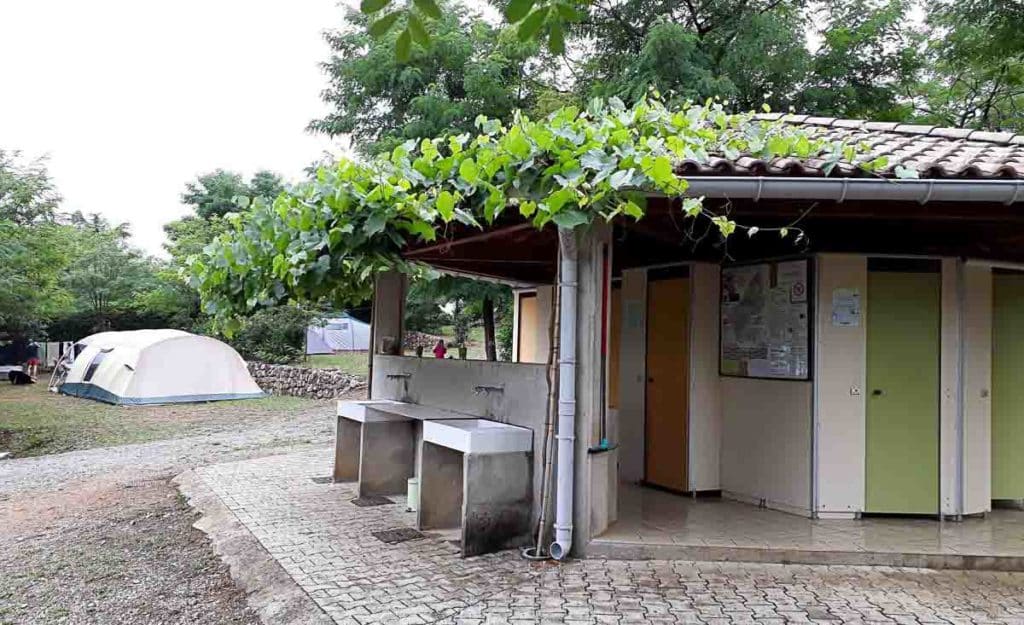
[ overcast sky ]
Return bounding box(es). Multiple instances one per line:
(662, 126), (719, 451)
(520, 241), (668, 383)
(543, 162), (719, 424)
(0, 0), (346, 255)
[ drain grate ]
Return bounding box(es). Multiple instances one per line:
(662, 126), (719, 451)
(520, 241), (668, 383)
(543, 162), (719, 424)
(351, 495), (394, 507)
(372, 527), (425, 544)
(310, 476), (332, 484)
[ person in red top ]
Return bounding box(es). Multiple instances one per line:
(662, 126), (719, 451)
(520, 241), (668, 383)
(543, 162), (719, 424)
(432, 339), (447, 359)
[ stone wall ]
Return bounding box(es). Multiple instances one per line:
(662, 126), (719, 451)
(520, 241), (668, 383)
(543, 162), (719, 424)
(248, 362), (366, 400)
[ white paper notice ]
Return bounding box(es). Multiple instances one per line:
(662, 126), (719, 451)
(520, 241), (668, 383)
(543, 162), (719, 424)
(831, 288), (861, 327)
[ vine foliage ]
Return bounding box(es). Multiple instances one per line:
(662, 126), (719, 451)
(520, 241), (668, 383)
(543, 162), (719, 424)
(190, 97), (888, 333)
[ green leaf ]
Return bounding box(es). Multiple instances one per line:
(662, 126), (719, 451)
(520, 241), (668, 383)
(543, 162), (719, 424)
(505, 0), (535, 23)
(364, 212), (387, 235)
(360, 0), (389, 14)
(368, 11), (402, 38)
(436, 190), (455, 221)
(395, 28), (412, 62)
(517, 8), (549, 42)
(551, 209), (590, 229)
(609, 168), (634, 190)
(412, 0), (442, 19)
(458, 159), (479, 184)
(620, 200), (644, 219)
(548, 21), (565, 55)
(407, 13), (430, 45)
(519, 200), (537, 218)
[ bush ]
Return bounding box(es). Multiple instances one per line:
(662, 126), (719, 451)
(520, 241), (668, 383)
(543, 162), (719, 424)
(230, 307), (310, 364)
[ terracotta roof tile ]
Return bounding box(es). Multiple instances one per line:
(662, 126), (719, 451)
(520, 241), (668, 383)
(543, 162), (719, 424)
(679, 115), (1024, 180)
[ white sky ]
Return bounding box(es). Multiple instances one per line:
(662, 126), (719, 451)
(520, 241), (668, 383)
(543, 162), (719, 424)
(0, 0), (347, 256)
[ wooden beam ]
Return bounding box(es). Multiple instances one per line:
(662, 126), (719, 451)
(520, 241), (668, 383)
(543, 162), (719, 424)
(403, 223), (535, 258)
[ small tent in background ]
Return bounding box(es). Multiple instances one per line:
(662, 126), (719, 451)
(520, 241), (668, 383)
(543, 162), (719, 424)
(55, 329), (263, 405)
(305, 312), (371, 354)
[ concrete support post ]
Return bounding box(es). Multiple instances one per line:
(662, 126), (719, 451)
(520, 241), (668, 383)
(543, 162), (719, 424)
(357, 420), (415, 497)
(373, 270), (407, 357)
(333, 416), (362, 482)
(463, 451), (533, 557)
(572, 223), (613, 556)
(418, 441), (464, 530)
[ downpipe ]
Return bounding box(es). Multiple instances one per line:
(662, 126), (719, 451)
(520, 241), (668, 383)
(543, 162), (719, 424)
(550, 228), (577, 561)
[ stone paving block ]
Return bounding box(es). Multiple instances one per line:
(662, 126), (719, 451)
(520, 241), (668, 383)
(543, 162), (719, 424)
(193, 448), (1024, 625)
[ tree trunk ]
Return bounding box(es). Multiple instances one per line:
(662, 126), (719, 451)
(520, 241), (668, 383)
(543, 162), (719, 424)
(482, 295), (497, 361)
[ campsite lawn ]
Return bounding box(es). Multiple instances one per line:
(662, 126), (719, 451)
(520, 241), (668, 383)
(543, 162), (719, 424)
(0, 381), (322, 458)
(304, 351), (371, 376)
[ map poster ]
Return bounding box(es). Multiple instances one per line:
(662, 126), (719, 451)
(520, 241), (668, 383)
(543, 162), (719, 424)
(720, 259), (810, 380)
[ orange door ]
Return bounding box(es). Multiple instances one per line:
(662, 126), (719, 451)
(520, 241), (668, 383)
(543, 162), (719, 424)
(644, 272), (689, 491)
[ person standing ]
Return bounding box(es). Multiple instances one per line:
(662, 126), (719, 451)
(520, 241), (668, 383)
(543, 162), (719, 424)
(432, 339), (447, 359)
(25, 341), (41, 378)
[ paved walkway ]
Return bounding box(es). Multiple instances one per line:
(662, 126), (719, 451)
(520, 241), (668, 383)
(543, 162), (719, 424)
(192, 448), (1024, 624)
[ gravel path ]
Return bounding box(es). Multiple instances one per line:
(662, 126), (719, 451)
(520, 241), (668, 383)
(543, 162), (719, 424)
(0, 398), (340, 625)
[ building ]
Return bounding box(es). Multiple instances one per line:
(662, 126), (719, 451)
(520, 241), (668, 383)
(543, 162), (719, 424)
(358, 116), (1024, 565)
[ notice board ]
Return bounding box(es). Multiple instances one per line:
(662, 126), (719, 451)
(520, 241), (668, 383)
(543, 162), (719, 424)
(720, 259), (810, 380)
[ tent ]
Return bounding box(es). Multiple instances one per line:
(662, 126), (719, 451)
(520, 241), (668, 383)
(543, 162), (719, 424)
(306, 313), (371, 354)
(57, 329), (264, 405)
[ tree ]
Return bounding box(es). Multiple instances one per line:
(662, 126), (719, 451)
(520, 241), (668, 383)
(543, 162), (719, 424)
(0, 150), (61, 224)
(310, 2), (561, 157)
(181, 169), (284, 219)
(919, 0), (1024, 130)
(0, 221), (74, 340)
(796, 0), (920, 121)
(62, 226), (158, 330)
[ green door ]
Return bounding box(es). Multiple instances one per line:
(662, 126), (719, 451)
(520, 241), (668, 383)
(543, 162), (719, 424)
(992, 271), (1024, 500)
(865, 265), (941, 514)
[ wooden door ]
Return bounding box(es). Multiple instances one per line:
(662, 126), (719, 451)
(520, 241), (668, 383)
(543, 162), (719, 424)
(865, 262), (940, 514)
(517, 293), (540, 363)
(992, 271), (1024, 500)
(644, 270), (689, 491)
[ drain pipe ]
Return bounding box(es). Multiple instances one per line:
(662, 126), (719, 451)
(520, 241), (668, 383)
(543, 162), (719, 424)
(550, 228), (578, 561)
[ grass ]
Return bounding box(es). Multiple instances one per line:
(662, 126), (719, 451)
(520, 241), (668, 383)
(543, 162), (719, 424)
(304, 351), (371, 376)
(0, 380), (321, 458)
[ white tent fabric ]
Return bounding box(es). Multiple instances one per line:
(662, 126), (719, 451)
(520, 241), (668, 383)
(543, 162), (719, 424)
(59, 330), (264, 405)
(305, 314), (370, 354)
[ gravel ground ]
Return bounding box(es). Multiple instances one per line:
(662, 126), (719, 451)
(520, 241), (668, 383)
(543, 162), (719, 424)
(0, 394), (351, 625)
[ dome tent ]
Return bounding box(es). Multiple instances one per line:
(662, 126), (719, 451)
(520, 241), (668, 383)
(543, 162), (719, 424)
(305, 312), (371, 354)
(58, 330), (264, 405)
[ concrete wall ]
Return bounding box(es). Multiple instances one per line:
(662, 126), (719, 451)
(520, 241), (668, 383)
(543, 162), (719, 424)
(963, 264), (992, 515)
(371, 354), (549, 521)
(689, 263), (722, 492)
(720, 378), (813, 515)
(616, 268), (647, 483)
(814, 254), (867, 517)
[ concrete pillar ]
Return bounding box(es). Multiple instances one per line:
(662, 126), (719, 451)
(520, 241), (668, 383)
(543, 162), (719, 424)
(357, 420), (415, 497)
(373, 270), (406, 356)
(463, 451), (533, 557)
(333, 416), (362, 482)
(418, 441), (463, 530)
(573, 223), (612, 554)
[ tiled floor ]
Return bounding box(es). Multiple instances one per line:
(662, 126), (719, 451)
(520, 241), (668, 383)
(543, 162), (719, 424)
(594, 483), (1024, 562)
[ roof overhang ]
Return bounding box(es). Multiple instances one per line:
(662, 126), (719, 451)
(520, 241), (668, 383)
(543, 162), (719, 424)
(675, 176), (1024, 205)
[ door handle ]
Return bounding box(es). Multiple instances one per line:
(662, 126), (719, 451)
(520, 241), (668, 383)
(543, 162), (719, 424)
(647, 377), (655, 383)
(871, 389), (884, 397)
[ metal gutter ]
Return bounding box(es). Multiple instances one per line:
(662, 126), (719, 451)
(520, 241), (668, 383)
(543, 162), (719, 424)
(675, 177), (1024, 204)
